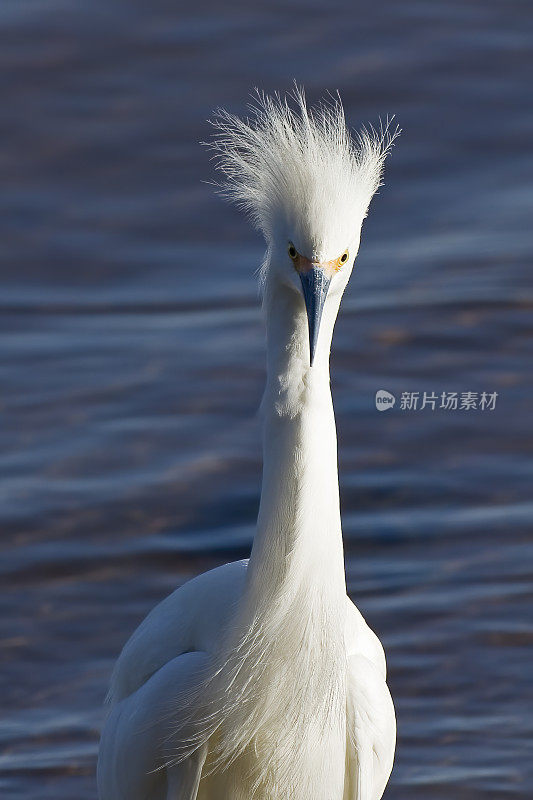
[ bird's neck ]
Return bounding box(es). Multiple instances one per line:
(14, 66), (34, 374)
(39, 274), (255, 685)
(208, 280), (347, 800)
(247, 280), (346, 605)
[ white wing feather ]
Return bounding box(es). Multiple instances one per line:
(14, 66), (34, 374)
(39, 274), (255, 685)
(98, 652), (209, 800)
(345, 654), (396, 800)
(106, 560), (248, 705)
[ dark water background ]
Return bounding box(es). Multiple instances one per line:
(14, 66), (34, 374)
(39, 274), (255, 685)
(1, 1), (532, 798)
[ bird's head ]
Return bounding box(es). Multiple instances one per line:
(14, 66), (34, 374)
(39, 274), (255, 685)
(206, 88), (398, 365)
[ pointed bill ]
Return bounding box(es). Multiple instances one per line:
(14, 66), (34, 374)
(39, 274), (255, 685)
(299, 266), (331, 366)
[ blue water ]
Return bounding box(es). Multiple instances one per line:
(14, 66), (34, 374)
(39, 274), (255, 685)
(1, 1), (532, 798)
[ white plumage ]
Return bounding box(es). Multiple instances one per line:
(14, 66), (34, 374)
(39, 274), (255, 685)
(98, 88), (398, 800)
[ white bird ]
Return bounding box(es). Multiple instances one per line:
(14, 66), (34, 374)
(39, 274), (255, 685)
(97, 88), (398, 800)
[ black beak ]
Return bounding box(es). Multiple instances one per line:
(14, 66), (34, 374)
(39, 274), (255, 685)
(299, 266), (331, 366)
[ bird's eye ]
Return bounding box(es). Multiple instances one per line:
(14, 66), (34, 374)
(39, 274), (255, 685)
(334, 249), (349, 270)
(288, 243), (298, 261)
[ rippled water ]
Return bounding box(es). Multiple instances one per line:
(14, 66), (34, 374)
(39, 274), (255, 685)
(1, 1), (532, 798)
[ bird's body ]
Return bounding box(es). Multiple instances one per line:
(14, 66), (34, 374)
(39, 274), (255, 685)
(99, 562), (393, 800)
(98, 89), (398, 800)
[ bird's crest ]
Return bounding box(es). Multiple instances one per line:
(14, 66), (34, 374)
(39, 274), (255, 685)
(205, 87), (399, 262)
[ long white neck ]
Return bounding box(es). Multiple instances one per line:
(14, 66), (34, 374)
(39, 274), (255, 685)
(247, 276), (346, 609)
(191, 274), (348, 800)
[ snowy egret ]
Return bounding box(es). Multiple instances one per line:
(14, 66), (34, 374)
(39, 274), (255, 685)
(98, 88), (398, 800)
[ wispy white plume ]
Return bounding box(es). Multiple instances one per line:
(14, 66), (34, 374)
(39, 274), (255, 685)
(205, 86), (399, 261)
